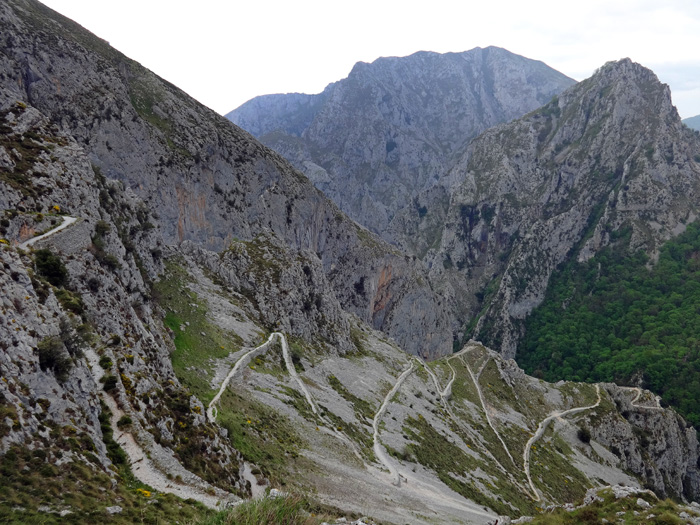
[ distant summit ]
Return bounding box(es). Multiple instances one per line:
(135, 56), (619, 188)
(684, 114), (700, 131)
(227, 47), (575, 234)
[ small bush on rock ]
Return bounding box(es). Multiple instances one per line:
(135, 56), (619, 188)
(34, 248), (67, 287)
(37, 336), (72, 381)
(577, 426), (591, 444)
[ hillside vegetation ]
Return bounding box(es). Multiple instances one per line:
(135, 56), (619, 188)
(519, 222), (700, 425)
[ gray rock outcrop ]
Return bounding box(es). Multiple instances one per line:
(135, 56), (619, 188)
(402, 59), (700, 356)
(0, 95), (248, 496)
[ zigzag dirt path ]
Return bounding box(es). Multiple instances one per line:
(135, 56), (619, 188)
(18, 216), (77, 249)
(371, 358), (499, 521)
(207, 333), (279, 422)
(422, 348), (523, 487)
(522, 384), (601, 501)
(462, 355), (517, 468)
(620, 386), (663, 410)
(372, 362), (415, 486)
(208, 332), (364, 461)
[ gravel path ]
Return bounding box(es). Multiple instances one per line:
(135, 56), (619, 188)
(463, 355), (516, 467)
(523, 384), (601, 501)
(207, 333), (279, 422)
(207, 332), (320, 423)
(19, 216), (77, 249)
(372, 362), (415, 486)
(370, 355), (500, 522)
(620, 386), (662, 409)
(207, 332), (363, 461)
(279, 333), (319, 415)
(83, 347), (238, 509)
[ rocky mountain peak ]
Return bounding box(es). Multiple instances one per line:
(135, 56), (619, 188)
(412, 56), (700, 358)
(227, 47), (575, 233)
(551, 58), (678, 146)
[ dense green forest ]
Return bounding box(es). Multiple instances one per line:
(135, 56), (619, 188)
(518, 222), (700, 426)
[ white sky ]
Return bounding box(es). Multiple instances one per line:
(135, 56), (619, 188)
(40, 0), (700, 118)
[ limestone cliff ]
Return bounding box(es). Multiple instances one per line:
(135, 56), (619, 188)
(2, 1), (700, 523)
(228, 47), (574, 233)
(0, 0), (453, 359)
(0, 98), (248, 514)
(402, 59), (700, 356)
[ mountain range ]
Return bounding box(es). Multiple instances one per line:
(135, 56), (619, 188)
(227, 47), (575, 234)
(685, 115), (700, 131)
(2, 0), (700, 523)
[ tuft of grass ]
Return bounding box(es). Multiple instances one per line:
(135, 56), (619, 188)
(216, 389), (305, 486)
(153, 258), (242, 402)
(199, 493), (332, 525)
(525, 486), (698, 524)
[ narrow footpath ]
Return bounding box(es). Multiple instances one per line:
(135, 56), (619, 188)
(462, 356), (517, 467)
(207, 333), (280, 422)
(19, 215), (77, 249)
(372, 362), (415, 486)
(208, 332), (363, 461)
(522, 384), (601, 501)
(620, 386), (662, 410)
(84, 347), (238, 509)
(371, 356), (500, 522)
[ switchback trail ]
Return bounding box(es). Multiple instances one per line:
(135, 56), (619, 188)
(620, 386), (662, 410)
(18, 215), (77, 249)
(373, 356), (500, 522)
(424, 348), (521, 487)
(84, 347), (237, 509)
(207, 333), (279, 422)
(207, 332), (364, 461)
(462, 355), (517, 468)
(522, 384), (601, 501)
(372, 362), (415, 486)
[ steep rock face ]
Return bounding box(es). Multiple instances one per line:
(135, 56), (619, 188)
(404, 59), (700, 356)
(0, 0), (453, 358)
(230, 90), (332, 138)
(592, 386), (700, 500)
(228, 47), (574, 233)
(0, 98), (247, 500)
(180, 234), (353, 352)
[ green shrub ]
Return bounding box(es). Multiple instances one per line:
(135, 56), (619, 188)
(55, 288), (84, 315)
(34, 248), (67, 287)
(117, 415), (132, 428)
(94, 220), (111, 236)
(99, 355), (113, 369)
(100, 253), (121, 270)
(103, 375), (118, 392)
(203, 493), (325, 525)
(37, 336), (72, 381)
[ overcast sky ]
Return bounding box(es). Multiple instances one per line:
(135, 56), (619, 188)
(40, 0), (700, 119)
